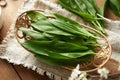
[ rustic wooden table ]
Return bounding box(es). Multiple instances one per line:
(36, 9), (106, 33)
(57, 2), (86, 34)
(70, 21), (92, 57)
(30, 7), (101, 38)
(0, 0), (120, 80)
(0, 59), (51, 80)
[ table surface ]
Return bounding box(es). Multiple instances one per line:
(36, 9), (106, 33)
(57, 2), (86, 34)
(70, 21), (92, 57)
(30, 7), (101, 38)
(0, 0), (120, 80)
(0, 59), (51, 80)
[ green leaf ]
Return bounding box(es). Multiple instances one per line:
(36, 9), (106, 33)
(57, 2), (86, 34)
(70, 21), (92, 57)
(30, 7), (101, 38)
(99, 0), (107, 16)
(58, 0), (96, 21)
(108, 0), (120, 17)
(57, 0), (106, 34)
(35, 54), (93, 66)
(52, 40), (89, 52)
(54, 13), (80, 27)
(21, 40), (70, 59)
(21, 40), (94, 59)
(49, 19), (96, 39)
(30, 21), (74, 37)
(26, 11), (47, 21)
(54, 13), (101, 37)
(19, 27), (47, 40)
(109, 0), (119, 10)
(60, 50), (95, 58)
(89, 0), (101, 15)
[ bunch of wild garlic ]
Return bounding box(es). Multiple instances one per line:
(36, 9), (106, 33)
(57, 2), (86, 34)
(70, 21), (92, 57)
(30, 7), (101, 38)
(19, 10), (101, 66)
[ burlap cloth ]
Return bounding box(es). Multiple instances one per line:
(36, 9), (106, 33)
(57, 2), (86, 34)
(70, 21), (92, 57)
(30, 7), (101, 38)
(0, 0), (120, 80)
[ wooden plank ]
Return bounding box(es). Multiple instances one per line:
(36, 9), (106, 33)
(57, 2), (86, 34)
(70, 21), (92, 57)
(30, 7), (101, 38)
(96, 0), (104, 8)
(13, 65), (51, 80)
(0, 59), (20, 80)
(103, 59), (120, 79)
(0, 0), (24, 40)
(105, 7), (120, 20)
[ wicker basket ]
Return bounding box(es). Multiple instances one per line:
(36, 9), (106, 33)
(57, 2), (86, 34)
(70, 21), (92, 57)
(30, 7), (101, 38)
(14, 10), (112, 73)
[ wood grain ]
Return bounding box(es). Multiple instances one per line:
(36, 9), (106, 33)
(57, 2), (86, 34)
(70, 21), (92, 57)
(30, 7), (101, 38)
(13, 65), (51, 80)
(103, 59), (120, 79)
(105, 7), (120, 20)
(0, 0), (24, 40)
(0, 59), (20, 80)
(96, 0), (104, 8)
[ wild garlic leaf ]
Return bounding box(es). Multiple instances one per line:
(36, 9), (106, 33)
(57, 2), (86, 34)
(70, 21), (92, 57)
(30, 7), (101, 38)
(21, 40), (94, 59)
(60, 50), (95, 58)
(21, 40), (71, 59)
(108, 0), (120, 17)
(27, 12), (74, 37)
(99, 0), (107, 16)
(48, 19), (96, 39)
(58, 0), (106, 34)
(58, 0), (96, 21)
(35, 54), (62, 66)
(54, 13), (80, 27)
(30, 21), (74, 37)
(51, 40), (89, 52)
(19, 27), (48, 40)
(35, 54), (92, 66)
(26, 11), (47, 21)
